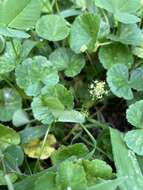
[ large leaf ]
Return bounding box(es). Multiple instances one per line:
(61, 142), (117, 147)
(124, 129), (143, 155)
(70, 13), (100, 53)
(126, 100), (143, 128)
(49, 47), (85, 77)
(0, 88), (22, 122)
(56, 161), (87, 190)
(94, 0), (140, 24)
(15, 56), (59, 96)
(88, 178), (125, 190)
(107, 64), (133, 100)
(36, 15), (69, 41)
(34, 172), (57, 190)
(0, 27), (30, 38)
(99, 43), (133, 69)
(110, 128), (143, 190)
(0, 0), (41, 30)
(109, 24), (143, 46)
(0, 124), (20, 151)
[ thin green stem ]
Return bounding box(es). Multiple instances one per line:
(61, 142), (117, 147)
(80, 124), (96, 146)
(4, 175), (15, 190)
(33, 124), (52, 172)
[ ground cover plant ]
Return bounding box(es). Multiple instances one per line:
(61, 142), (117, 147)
(0, 0), (143, 189)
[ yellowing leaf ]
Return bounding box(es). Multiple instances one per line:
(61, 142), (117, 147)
(23, 134), (56, 160)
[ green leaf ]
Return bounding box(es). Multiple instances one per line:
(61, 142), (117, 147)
(88, 178), (125, 190)
(70, 13), (100, 53)
(32, 84), (74, 124)
(110, 128), (143, 190)
(0, 0), (41, 30)
(19, 126), (47, 144)
(0, 27), (30, 38)
(99, 43), (133, 69)
(51, 143), (89, 165)
(107, 64), (133, 100)
(0, 124), (20, 151)
(4, 145), (24, 168)
(41, 84), (74, 110)
(58, 110), (85, 123)
(36, 15), (69, 41)
(0, 35), (5, 53)
(94, 0), (140, 24)
(35, 172), (57, 190)
(126, 100), (143, 128)
(0, 41), (21, 74)
(0, 88), (22, 122)
(12, 109), (30, 127)
(83, 159), (113, 179)
(0, 170), (17, 185)
(129, 66), (143, 91)
(56, 161), (87, 190)
(49, 47), (85, 77)
(109, 24), (143, 46)
(124, 129), (143, 155)
(15, 56), (59, 96)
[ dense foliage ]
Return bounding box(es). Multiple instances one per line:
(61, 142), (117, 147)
(0, 0), (143, 190)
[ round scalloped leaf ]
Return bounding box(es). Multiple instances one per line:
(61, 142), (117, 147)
(0, 124), (20, 151)
(70, 13), (100, 53)
(129, 66), (143, 91)
(49, 47), (85, 77)
(36, 15), (69, 41)
(107, 64), (133, 100)
(99, 43), (133, 69)
(24, 135), (56, 159)
(124, 130), (143, 155)
(15, 56), (59, 96)
(126, 100), (143, 128)
(0, 88), (22, 122)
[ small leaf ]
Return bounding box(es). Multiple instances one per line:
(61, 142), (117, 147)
(0, 88), (22, 122)
(99, 43), (133, 69)
(36, 15), (69, 41)
(107, 64), (133, 100)
(0, 124), (20, 151)
(124, 129), (143, 155)
(51, 143), (89, 165)
(0, 41), (21, 74)
(70, 13), (100, 53)
(24, 134), (56, 160)
(58, 110), (85, 123)
(12, 109), (30, 127)
(49, 47), (85, 77)
(19, 125), (47, 144)
(126, 100), (143, 128)
(129, 66), (143, 91)
(83, 159), (113, 179)
(15, 56), (59, 96)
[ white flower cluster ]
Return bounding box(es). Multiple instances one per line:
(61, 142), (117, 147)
(89, 80), (108, 100)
